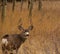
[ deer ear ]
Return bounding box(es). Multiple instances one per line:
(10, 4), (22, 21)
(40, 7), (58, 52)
(28, 25), (33, 31)
(18, 25), (24, 31)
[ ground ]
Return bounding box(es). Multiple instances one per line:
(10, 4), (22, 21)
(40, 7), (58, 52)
(0, 1), (60, 54)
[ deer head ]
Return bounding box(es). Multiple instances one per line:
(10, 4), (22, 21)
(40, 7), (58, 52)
(18, 24), (33, 37)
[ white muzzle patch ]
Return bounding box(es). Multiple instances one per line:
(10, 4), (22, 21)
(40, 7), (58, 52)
(2, 38), (8, 46)
(25, 32), (29, 35)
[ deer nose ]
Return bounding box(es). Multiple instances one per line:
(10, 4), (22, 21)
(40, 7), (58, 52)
(26, 34), (29, 36)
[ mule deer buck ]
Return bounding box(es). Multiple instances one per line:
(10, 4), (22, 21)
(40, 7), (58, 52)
(1, 24), (33, 54)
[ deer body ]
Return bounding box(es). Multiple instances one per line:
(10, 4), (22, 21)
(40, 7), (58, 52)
(2, 34), (26, 50)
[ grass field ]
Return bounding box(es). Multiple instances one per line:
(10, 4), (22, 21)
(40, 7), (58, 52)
(0, 1), (60, 54)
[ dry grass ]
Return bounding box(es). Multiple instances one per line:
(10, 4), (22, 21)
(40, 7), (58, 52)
(0, 1), (60, 54)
